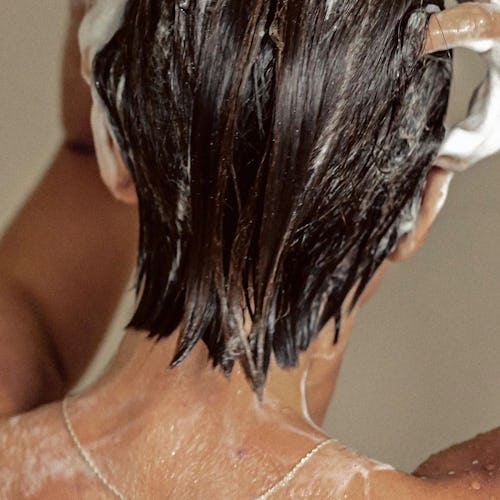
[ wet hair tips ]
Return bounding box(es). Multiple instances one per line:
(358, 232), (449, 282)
(93, 0), (451, 393)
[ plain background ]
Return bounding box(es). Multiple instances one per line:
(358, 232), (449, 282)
(1, 1), (498, 474)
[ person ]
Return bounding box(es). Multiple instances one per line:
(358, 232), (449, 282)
(0, 2), (138, 417)
(0, 1), (499, 498)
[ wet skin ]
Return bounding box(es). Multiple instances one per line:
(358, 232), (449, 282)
(0, 2), (499, 498)
(1, 317), (499, 498)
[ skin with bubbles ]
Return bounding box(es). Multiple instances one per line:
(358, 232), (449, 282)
(1, 2), (499, 498)
(426, 1), (500, 171)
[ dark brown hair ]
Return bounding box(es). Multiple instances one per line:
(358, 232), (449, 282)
(93, 0), (451, 393)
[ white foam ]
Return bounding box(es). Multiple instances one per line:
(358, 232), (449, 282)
(299, 366), (324, 433)
(1, 419), (90, 497)
(325, 0), (335, 21)
(0, 468), (16, 498)
(78, 0), (128, 85)
(115, 74), (126, 109)
(7, 416), (20, 428)
(436, 3), (500, 171)
(78, 1), (130, 196)
(434, 171), (453, 215)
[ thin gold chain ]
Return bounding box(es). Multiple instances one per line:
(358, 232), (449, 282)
(63, 395), (333, 500)
(62, 396), (127, 500)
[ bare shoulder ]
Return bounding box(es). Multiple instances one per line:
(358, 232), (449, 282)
(0, 403), (97, 499)
(413, 428), (500, 499)
(282, 439), (500, 499)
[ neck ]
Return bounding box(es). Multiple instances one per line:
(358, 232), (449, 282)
(81, 310), (354, 433)
(88, 330), (260, 418)
(61, 313), (356, 498)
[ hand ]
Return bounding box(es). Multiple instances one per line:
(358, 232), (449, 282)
(426, 1), (500, 172)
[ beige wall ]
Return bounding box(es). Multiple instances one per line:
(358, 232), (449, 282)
(1, 2), (499, 474)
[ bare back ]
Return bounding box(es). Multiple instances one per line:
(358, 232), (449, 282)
(1, 400), (499, 499)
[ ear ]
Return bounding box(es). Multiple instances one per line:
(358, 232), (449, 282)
(107, 138), (138, 205)
(389, 167), (453, 262)
(91, 102), (138, 205)
(80, 47), (92, 86)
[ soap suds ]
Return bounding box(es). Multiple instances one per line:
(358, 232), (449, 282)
(115, 74), (126, 110)
(78, 0), (128, 81)
(434, 171), (453, 215)
(300, 366), (324, 433)
(0, 468), (16, 498)
(21, 447), (86, 497)
(79, 1), (130, 202)
(435, 2), (500, 171)
(7, 416), (20, 428)
(1, 417), (91, 498)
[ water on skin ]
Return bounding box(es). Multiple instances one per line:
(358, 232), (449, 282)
(52, 2), (494, 497)
(0, 411), (92, 498)
(297, 357), (396, 499)
(471, 480), (482, 490)
(274, 443), (396, 499)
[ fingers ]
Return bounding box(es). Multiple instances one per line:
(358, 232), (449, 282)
(424, 2), (500, 172)
(435, 73), (500, 172)
(425, 2), (500, 54)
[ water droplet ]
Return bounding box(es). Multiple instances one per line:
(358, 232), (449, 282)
(471, 481), (481, 491)
(448, 470), (456, 476)
(472, 459), (479, 465)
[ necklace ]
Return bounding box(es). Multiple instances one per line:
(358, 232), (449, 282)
(254, 438), (335, 499)
(62, 396), (126, 500)
(62, 396), (334, 499)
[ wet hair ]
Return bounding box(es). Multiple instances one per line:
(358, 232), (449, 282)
(93, 0), (451, 393)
